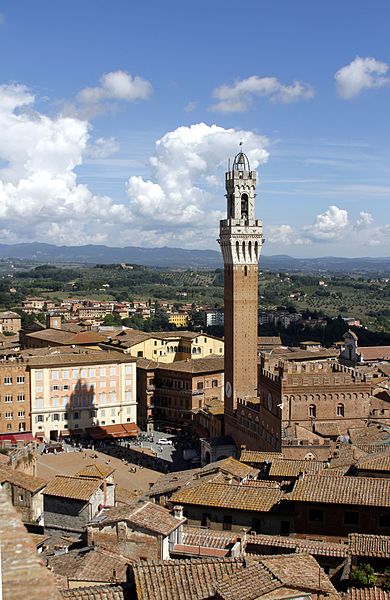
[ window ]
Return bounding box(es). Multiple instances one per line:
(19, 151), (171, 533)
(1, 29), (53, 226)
(125, 365), (132, 374)
(90, 410), (96, 418)
(36, 399), (43, 410)
(17, 411), (25, 418)
(4, 377), (12, 385)
(197, 381), (204, 390)
(73, 412), (79, 419)
(125, 379), (132, 386)
(4, 395), (12, 403)
(201, 513), (211, 528)
(223, 515), (232, 531)
(125, 391), (132, 402)
(110, 367), (116, 375)
(110, 392), (117, 402)
(5, 412), (13, 419)
(337, 403), (344, 417)
(17, 394), (25, 403)
(100, 393), (107, 404)
(90, 369), (96, 378)
(62, 396), (69, 407)
(52, 370), (59, 380)
(344, 511), (359, 526)
(111, 408), (116, 416)
(16, 376), (25, 384)
(52, 385), (60, 391)
(52, 397), (59, 408)
(100, 409), (105, 417)
(137, 351), (143, 357)
(100, 380), (106, 388)
(62, 370), (69, 380)
(52, 413), (60, 421)
(72, 369), (79, 379)
(211, 379), (218, 388)
(100, 367), (106, 377)
(308, 404), (317, 418)
(81, 369), (87, 378)
(110, 380), (116, 388)
(62, 384), (70, 391)
(309, 509), (324, 523)
(35, 371), (43, 381)
(6, 424), (11, 430)
(35, 385), (43, 393)
(63, 412), (68, 420)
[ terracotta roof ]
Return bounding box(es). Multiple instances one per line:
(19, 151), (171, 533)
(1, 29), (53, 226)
(240, 450), (283, 464)
(171, 481), (282, 512)
(349, 533), (390, 558)
(48, 546), (131, 584)
(355, 450), (390, 473)
(75, 463), (115, 479)
(26, 328), (75, 344)
(320, 465), (351, 477)
(61, 584), (128, 600)
(0, 465), (47, 493)
(289, 474), (390, 507)
(329, 444), (368, 469)
(346, 589), (390, 600)
(268, 458), (324, 478)
(182, 526), (236, 549)
(315, 421), (343, 437)
(132, 557), (245, 600)
(215, 554), (339, 600)
(201, 457), (258, 480)
(360, 346), (390, 361)
(97, 501), (185, 536)
(0, 490), (61, 600)
(43, 475), (101, 501)
(246, 533), (349, 558)
(115, 486), (141, 506)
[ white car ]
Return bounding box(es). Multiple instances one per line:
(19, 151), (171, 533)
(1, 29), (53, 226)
(158, 438), (173, 445)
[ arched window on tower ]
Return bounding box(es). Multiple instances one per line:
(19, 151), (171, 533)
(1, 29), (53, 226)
(241, 193), (248, 220)
(236, 241), (240, 261)
(337, 403), (344, 417)
(309, 404), (316, 418)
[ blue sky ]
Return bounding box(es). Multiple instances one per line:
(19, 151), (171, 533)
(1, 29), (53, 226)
(0, 0), (389, 257)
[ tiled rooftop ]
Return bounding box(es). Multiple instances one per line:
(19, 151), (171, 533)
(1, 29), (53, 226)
(201, 457), (258, 480)
(171, 481), (282, 512)
(349, 533), (390, 558)
(246, 533), (349, 558)
(61, 584), (128, 600)
(346, 588), (390, 600)
(47, 546), (131, 584)
(155, 355), (224, 374)
(268, 458), (324, 478)
(76, 463), (115, 479)
(0, 490), (61, 600)
(240, 450), (283, 464)
(132, 557), (245, 600)
(355, 450), (390, 472)
(0, 465), (47, 493)
(289, 474), (390, 507)
(43, 475), (101, 501)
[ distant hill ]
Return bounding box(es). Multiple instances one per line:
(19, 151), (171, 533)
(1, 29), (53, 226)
(0, 242), (389, 273)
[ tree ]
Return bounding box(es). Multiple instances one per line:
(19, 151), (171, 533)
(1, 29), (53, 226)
(103, 313), (122, 327)
(350, 564), (377, 587)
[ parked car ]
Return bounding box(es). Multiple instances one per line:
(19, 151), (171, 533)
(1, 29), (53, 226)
(157, 438), (173, 445)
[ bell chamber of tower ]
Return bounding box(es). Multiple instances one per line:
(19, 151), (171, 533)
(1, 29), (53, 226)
(219, 151), (264, 426)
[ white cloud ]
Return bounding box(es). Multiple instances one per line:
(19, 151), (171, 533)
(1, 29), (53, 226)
(210, 76), (315, 112)
(335, 56), (390, 99)
(85, 136), (120, 159)
(185, 101), (198, 113)
(78, 70), (152, 104)
(302, 205), (349, 241)
(126, 123), (269, 246)
(355, 211), (374, 228)
(0, 82), (133, 244)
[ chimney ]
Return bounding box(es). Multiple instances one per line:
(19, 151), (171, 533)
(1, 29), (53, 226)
(173, 505), (183, 520)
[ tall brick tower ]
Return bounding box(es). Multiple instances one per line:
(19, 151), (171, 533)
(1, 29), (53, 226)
(219, 150), (264, 438)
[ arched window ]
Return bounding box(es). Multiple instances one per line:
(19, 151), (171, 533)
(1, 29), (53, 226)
(241, 193), (248, 219)
(236, 241), (240, 260)
(337, 403), (344, 417)
(309, 404), (316, 418)
(192, 348), (196, 354)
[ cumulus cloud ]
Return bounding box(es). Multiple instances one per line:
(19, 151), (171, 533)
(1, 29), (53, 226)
(210, 76), (315, 112)
(126, 123), (269, 246)
(0, 82), (133, 244)
(335, 56), (390, 99)
(78, 70), (152, 104)
(355, 211), (374, 228)
(302, 205), (349, 241)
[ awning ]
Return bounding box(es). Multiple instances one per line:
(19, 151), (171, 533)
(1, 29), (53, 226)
(86, 423), (140, 440)
(0, 432), (35, 444)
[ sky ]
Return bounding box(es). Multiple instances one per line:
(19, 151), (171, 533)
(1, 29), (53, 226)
(0, 1), (389, 258)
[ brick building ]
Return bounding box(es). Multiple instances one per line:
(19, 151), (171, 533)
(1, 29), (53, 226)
(0, 310), (21, 334)
(136, 355), (224, 432)
(259, 352), (373, 437)
(0, 358), (30, 434)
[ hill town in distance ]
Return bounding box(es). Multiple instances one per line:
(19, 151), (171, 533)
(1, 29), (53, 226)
(1, 147), (390, 600)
